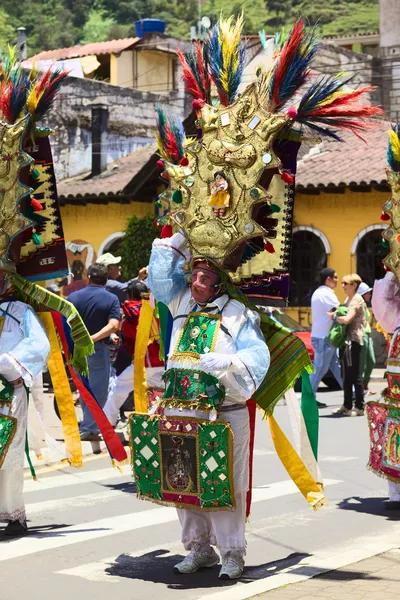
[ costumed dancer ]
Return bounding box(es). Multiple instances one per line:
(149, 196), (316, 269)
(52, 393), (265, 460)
(0, 265), (50, 536)
(130, 15), (383, 579)
(0, 53), (128, 536)
(148, 234), (269, 578)
(367, 125), (400, 508)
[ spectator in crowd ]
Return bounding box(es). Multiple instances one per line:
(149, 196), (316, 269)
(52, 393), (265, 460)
(104, 279), (163, 428)
(309, 267), (343, 408)
(68, 263), (120, 441)
(357, 282), (376, 395)
(331, 273), (367, 417)
(96, 253), (147, 303)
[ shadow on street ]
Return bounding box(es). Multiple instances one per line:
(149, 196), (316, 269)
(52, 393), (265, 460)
(337, 496), (400, 521)
(104, 549), (310, 589)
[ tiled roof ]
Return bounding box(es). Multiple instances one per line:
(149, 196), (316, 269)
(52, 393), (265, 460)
(28, 38), (140, 62)
(323, 31), (379, 40)
(296, 121), (389, 190)
(58, 145), (156, 202)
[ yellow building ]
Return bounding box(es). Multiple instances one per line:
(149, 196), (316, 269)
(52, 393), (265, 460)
(57, 146), (156, 295)
(286, 123), (389, 328)
(27, 33), (183, 94)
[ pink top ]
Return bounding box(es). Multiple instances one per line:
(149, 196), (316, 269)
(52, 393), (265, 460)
(372, 272), (400, 334)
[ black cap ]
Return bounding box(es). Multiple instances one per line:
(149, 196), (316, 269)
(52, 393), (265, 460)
(319, 267), (336, 286)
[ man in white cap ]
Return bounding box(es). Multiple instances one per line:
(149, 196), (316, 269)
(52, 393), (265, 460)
(96, 253), (141, 304)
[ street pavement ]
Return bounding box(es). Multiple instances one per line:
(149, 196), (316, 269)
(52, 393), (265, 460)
(1, 377), (399, 600)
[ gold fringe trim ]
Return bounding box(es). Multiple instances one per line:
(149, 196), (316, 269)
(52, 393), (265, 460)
(367, 463), (400, 483)
(157, 397), (218, 414)
(135, 492), (236, 512)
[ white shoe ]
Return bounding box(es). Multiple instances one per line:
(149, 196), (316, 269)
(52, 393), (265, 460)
(351, 408), (364, 417)
(332, 406), (351, 416)
(173, 548), (219, 574)
(219, 553), (245, 580)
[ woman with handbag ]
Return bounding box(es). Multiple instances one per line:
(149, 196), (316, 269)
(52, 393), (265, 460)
(330, 274), (367, 416)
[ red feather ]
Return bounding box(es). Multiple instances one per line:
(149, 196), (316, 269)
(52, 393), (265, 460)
(195, 40), (210, 99)
(36, 68), (53, 95)
(271, 19), (305, 110)
(0, 82), (12, 123)
(177, 48), (203, 100)
(164, 122), (180, 162)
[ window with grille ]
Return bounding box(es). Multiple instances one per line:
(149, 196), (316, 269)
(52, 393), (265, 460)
(356, 229), (388, 286)
(289, 230), (327, 306)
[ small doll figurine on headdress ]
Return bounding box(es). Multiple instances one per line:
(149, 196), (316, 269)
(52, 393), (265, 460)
(208, 171), (230, 217)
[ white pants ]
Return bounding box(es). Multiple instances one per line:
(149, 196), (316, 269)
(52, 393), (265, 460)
(388, 481), (400, 501)
(172, 405), (250, 558)
(105, 365), (164, 426)
(178, 491), (247, 557)
(0, 469), (25, 523)
(0, 384), (28, 523)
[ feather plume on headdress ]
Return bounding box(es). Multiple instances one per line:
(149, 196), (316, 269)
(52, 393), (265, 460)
(177, 41), (211, 103)
(155, 105), (186, 164)
(388, 125), (400, 171)
(292, 75), (384, 141)
(268, 20), (318, 112)
(206, 14), (246, 106)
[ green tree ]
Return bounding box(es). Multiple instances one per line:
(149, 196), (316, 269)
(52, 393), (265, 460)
(120, 216), (159, 280)
(0, 8), (16, 48)
(81, 9), (116, 43)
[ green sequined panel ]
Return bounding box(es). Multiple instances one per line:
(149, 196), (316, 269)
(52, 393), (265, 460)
(170, 312), (221, 363)
(0, 375), (14, 404)
(161, 368), (225, 412)
(129, 413), (235, 510)
(0, 414), (17, 469)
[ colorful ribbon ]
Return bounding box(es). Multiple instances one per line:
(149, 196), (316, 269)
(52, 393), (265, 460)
(52, 312), (128, 464)
(39, 312), (83, 468)
(134, 298), (155, 414)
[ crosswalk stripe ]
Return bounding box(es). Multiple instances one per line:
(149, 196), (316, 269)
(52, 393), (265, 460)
(55, 519), (400, 599)
(23, 466), (132, 494)
(1, 479), (341, 562)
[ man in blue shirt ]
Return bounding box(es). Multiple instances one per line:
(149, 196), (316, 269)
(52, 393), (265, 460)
(69, 263), (120, 441)
(96, 253), (139, 304)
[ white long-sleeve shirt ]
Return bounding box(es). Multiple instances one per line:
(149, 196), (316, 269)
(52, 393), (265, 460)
(311, 285), (340, 339)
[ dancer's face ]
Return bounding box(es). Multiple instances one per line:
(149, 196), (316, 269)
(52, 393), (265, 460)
(191, 262), (220, 305)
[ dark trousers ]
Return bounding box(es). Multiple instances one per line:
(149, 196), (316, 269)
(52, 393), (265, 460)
(342, 341), (364, 410)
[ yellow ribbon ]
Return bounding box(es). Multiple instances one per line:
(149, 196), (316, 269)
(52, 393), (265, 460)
(267, 414), (327, 511)
(134, 299), (155, 414)
(39, 312), (83, 468)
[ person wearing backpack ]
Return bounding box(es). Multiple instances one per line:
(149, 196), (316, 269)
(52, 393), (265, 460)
(330, 274), (367, 416)
(104, 280), (163, 427)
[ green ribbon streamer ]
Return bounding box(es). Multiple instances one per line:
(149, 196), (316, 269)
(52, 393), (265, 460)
(300, 370), (319, 460)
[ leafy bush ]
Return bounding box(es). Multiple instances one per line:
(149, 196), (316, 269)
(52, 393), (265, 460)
(120, 216), (160, 280)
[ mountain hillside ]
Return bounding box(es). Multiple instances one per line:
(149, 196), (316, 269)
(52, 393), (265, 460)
(0, 0), (379, 57)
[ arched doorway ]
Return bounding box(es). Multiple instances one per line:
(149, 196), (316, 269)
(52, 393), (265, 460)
(289, 230), (328, 306)
(355, 229), (388, 286)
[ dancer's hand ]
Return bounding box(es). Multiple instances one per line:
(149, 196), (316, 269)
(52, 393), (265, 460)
(200, 353), (232, 372)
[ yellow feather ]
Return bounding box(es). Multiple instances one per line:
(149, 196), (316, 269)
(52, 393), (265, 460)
(389, 129), (400, 163)
(218, 13), (244, 96)
(27, 84), (44, 115)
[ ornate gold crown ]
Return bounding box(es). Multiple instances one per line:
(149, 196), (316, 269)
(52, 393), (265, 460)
(161, 83), (293, 274)
(0, 117), (34, 267)
(382, 169), (400, 281)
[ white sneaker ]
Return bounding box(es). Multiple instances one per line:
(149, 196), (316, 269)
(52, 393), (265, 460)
(332, 406), (351, 416)
(219, 553), (245, 580)
(351, 408), (364, 417)
(173, 548), (219, 574)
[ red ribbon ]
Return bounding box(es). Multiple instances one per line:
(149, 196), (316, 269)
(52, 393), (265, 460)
(246, 399), (257, 517)
(52, 312), (128, 463)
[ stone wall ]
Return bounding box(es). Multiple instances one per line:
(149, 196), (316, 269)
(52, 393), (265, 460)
(46, 60), (189, 180)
